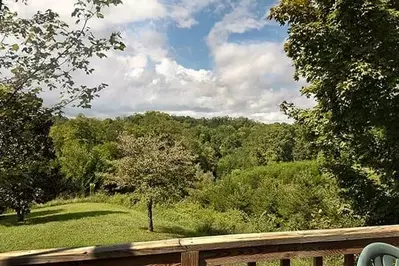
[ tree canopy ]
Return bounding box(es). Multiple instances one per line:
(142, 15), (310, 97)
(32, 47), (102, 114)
(0, 0), (125, 109)
(0, 87), (54, 221)
(269, 0), (399, 224)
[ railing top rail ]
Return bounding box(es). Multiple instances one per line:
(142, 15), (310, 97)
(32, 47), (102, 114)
(1, 225), (399, 265)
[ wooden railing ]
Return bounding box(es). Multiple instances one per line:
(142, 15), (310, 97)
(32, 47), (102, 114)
(2, 225), (399, 266)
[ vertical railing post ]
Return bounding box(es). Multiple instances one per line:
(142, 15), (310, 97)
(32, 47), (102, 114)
(181, 251), (199, 266)
(344, 254), (355, 266)
(248, 262), (257, 266)
(280, 259), (290, 266)
(313, 257), (323, 266)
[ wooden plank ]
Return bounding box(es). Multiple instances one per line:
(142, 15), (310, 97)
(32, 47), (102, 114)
(2, 226), (399, 265)
(181, 251), (199, 266)
(0, 252), (181, 266)
(280, 259), (290, 266)
(344, 254), (355, 266)
(313, 257), (323, 266)
(180, 225), (399, 251)
(202, 237), (399, 265)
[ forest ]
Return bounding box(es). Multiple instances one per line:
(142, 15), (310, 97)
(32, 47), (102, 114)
(0, 108), (375, 233)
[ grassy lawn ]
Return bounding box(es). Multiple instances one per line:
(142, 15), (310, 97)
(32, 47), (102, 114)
(0, 202), (197, 253)
(0, 202), (345, 266)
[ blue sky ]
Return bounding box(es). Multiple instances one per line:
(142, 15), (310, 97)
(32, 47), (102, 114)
(13, 0), (313, 122)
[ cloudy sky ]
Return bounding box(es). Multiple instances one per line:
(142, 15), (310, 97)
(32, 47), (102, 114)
(9, 0), (313, 123)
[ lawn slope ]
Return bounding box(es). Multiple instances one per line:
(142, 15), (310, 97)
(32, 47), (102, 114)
(0, 202), (195, 252)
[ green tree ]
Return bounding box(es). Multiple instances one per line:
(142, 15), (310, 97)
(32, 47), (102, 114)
(269, 0), (399, 224)
(0, 0), (125, 220)
(107, 134), (196, 232)
(244, 124), (295, 165)
(50, 115), (120, 194)
(0, 87), (54, 221)
(0, 0), (125, 109)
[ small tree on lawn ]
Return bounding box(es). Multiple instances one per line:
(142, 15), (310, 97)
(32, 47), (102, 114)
(108, 134), (196, 232)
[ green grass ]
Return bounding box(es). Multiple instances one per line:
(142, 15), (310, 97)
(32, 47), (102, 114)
(0, 202), (200, 252)
(0, 201), (345, 266)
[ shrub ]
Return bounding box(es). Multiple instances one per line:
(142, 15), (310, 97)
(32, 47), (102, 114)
(36, 192), (140, 209)
(156, 201), (250, 235)
(190, 161), (364, 231)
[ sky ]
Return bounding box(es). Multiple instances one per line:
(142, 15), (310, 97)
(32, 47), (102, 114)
(8, 0), (314, 123)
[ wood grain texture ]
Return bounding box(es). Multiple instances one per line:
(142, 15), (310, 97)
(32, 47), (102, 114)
(344, 254), (355, 266)
(201, 237), (399, 265)
(2, 225), (399, 265)
(313, 257), (323, 266)
(181, 251), (199, 266)
(0, 252), (181, 266)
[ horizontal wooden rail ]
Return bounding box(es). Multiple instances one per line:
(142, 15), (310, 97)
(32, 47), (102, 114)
(2, 225), (399, 266)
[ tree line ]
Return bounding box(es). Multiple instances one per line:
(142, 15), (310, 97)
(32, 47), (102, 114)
(0, 108), (318, 228)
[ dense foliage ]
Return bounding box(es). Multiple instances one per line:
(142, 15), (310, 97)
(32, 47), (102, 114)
(191, 161), (361, 231)
(0, 87), (55, 221)
(50, 112), (317, 195)
(269, 0), (399, 224)
(42, 112), (365, 232)
(0, 107), (365, 233)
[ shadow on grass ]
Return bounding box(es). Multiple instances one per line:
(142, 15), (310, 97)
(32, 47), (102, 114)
(1, 210), (127, 227)
(0, 209), (62, 221)
(0, 209), (63, 225)
(28, 209), (64, 219)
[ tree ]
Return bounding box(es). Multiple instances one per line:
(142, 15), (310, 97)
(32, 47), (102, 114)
(0, 87), (54, 221)
(0, 0), (125, 220)
(269, 0), (399, 224)
(107, 134), (196, 232)
(0, 0), (125, 109)
(50, 115), (120, 194)
(243, 124), (295, 166)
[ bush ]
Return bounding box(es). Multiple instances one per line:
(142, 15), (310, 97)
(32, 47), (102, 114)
(190, 160), (364, 231)
(36, 192), (140, 209)
(155, 201), (251, 235)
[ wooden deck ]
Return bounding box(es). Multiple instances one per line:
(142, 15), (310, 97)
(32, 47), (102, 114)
(2, 225), (399, 266)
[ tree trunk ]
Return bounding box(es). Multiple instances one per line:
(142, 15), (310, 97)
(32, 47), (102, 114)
(16, 210), (24, 222)
(147, 197), (154, 232)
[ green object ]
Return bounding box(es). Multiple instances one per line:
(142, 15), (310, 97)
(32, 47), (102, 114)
(357, 243), (399, 266)
(89, 183), (95, 196)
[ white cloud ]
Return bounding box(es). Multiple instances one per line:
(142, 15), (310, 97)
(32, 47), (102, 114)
(6, 0), (166, 30)
(192, 0), (311, 121)
(94, 0), (166, 28)
(207, 0), (268, 47)
(9, 0), (312, 123)
(213, 42), (291, 85)
(121, 29), (169, 62)
(166, 0), (228, 28)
